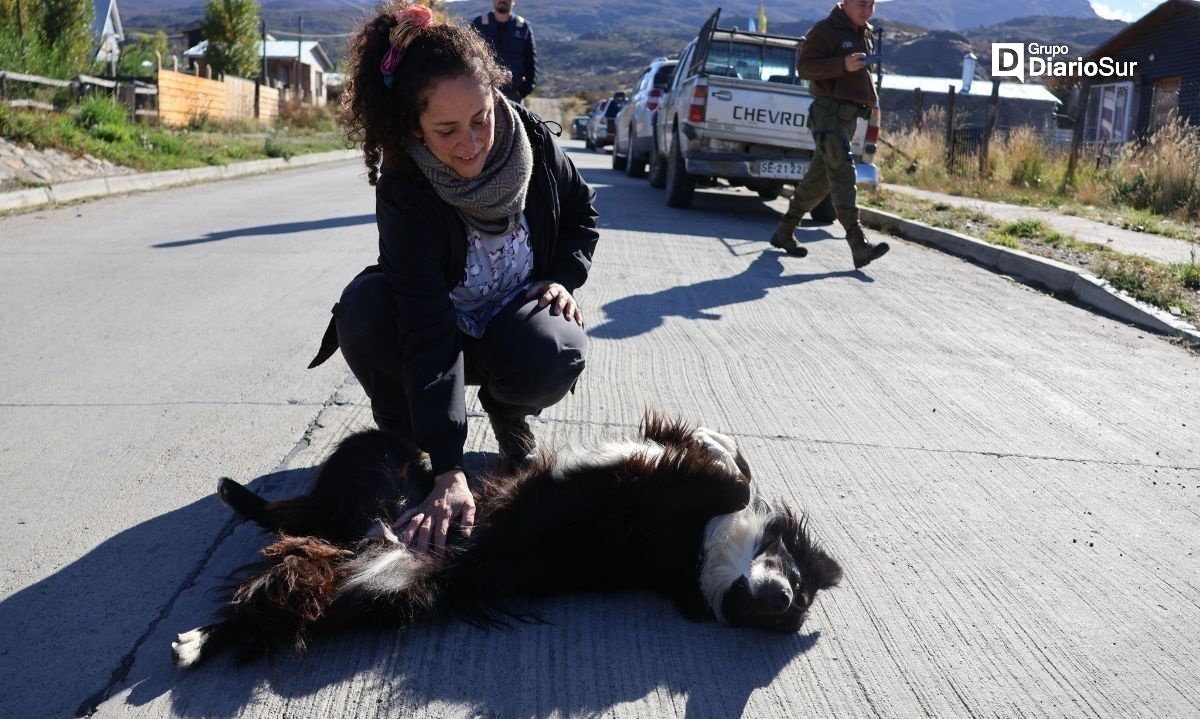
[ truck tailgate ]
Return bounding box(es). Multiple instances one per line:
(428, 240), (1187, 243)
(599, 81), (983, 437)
(701, 77), (866, 153)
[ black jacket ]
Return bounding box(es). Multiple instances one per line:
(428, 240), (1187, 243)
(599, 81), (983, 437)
(471, 12), (537, 98)
(375, 102), (597, 475)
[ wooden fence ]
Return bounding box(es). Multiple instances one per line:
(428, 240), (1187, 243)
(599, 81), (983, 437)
(1, 65), (287, 127)
(156, 65), (291, 127)
(0, 70), (155, 117)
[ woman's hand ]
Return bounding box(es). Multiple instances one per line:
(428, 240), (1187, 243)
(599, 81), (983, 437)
(526, 280), (583, 326)
(394, 468), (476, 553)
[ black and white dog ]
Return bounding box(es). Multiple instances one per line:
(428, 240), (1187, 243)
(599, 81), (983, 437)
(172, 413), (843, 667)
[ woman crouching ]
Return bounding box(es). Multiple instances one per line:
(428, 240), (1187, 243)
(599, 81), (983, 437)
(310, 2), (599, 555)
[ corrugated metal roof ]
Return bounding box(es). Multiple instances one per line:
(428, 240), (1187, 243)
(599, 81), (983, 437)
(880, 74), (1060, 104)
(183, 40), (333, 70)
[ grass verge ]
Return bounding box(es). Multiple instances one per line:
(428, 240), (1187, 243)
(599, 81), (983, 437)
(877, 114), (1200, 243)
(865, 189), (1200, 318)
(0, 97), (347, 174)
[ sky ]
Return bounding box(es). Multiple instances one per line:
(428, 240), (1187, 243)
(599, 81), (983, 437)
(1090, 0), (1161, 22)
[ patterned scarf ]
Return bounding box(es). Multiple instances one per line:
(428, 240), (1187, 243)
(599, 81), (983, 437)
(402, 91), (534, 235)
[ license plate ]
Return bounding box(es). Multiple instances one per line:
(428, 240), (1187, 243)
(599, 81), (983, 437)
(758, 160), (807, 178)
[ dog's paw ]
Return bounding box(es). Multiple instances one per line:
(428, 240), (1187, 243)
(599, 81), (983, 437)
(171, 627), (208, 669)
(694, 428), (740, 470)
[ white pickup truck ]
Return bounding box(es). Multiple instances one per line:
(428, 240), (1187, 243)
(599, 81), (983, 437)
(650, 9), (880, 213)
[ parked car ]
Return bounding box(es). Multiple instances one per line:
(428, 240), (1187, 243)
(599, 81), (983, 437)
(571, 115), (589, 141)
(612, 57), (678, 176)
(586, 92), (626, 151)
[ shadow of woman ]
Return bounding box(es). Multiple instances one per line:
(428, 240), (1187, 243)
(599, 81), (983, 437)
(0, 467), (312, 718)
(590, 249), (870, 340)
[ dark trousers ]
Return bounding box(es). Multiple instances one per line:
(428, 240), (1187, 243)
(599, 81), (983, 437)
(334, 271), (587, 441)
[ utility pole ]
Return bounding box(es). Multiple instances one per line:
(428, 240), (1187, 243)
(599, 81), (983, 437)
(15, 0), (25, 57)
(261, 20), (268, 86)
(296, 16), (303, 103)
(256, 20), (266, 119)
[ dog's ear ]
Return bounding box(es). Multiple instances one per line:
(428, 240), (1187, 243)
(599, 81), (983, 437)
(780, 505), (844, 591)
(805, 544), (844, 590)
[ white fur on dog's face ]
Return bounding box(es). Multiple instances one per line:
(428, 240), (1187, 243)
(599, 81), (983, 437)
(700, 493), (771, 623)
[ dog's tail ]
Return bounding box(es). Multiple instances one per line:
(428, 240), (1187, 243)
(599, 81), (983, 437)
(174, 535), (356, 668)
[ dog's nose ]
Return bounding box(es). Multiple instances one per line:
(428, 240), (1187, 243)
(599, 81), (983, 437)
(763, 582), (793, 614)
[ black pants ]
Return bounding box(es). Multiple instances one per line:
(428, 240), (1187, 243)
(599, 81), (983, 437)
(333, 271), (587, 440)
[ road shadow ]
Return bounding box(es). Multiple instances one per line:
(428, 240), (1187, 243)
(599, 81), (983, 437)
(139, 581), (822, 719)
(152, 214), (375, 249)
(590, 248), (869, 340)
(0, 465), (318, 719)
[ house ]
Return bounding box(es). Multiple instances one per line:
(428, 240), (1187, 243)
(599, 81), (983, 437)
(93, 0), (124, 68)
(182, 39), (336, 106)
(878, 72), (1061, 130)
(1080, 0), (1200, 144)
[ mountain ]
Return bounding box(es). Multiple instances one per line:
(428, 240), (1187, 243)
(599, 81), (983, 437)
(118, 0), (1102, 38)
(115, 1), (1125, 96)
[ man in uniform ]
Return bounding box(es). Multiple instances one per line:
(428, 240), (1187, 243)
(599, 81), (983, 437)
(770, 0), (889, 269)
(472, 0), (538, 102)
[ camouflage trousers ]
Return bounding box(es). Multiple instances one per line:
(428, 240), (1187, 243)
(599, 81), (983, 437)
(780, 96), (868, 233)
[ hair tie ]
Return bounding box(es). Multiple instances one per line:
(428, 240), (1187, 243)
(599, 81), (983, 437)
(380, 4), (434, 87)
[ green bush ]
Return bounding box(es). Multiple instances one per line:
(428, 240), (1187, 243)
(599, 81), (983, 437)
(73, 97), (129, 130)
(264, 137), (295, 160)
(997, 218), (1046, 238)
(1172, 261), (1200, 290)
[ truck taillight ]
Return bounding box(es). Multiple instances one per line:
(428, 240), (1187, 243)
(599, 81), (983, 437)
(688, 85), (707, 123)
(647, 89), (662, 112)
(866, 123), (879, 142)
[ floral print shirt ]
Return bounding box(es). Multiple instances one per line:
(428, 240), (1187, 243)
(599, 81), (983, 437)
(450, 213), (534, 338)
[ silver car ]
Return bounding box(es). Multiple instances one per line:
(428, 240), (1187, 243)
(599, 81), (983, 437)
(612, 57), (678, 177)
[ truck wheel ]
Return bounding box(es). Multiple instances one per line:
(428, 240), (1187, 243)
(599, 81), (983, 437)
(810, 194), (837, 223)
(647, 143), (667, 188)
(612, 144), (627, 171)
(664, 132), (695, 208)
(757, 184), (782, 200)
(625, 124), (647, 178)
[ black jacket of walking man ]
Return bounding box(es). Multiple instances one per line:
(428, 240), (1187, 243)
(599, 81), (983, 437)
(771, 0), (889, 269)
(472, 0), (537, 101)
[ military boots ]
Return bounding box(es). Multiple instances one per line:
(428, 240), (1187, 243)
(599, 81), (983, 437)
(769, 224), (808, 257)
(846, 224), (889, 269)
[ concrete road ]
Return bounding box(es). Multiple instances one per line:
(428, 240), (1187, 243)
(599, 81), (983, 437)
(1, 140), (1198, 719)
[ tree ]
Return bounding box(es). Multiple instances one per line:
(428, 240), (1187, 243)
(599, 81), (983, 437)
(41, 0), (93, 70)
(201, 0), (261, 78)
(118, 31), (170, 77)
(0, 0), (94, 76)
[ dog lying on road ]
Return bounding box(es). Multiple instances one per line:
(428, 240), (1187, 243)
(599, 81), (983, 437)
(172, 413), (843, 667)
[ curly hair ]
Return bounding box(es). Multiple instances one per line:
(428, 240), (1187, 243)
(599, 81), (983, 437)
(339, 1), (512, 185)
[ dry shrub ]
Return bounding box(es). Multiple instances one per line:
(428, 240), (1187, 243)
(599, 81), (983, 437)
(996, 126), (1054, 188)
(879, 105), (947, 185)
(1110, 117), (1200, 219)
(277, 99), (338, 131)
